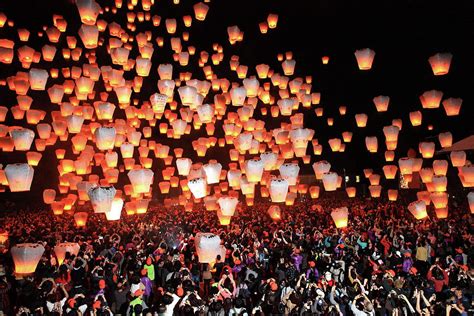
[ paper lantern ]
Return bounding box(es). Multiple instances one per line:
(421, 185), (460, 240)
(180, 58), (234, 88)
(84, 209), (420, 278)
(269, 178), (289, 203)
(88, 186), (116, 213)
(355, 113), (368, 127)
(195, 233), (222, 263)
(462, 165), (474, 183)
(369, 185), (382, 198)
(450, 151), (466, 167)
(193, 2), (209, 21)
(54, 242), (80, 265)
(433, 160), (448, 176)
(9, 128), (35, 151)
(428, 52), (452, 76)
(442, 98), (462, 116)
(419, 142), (435, 158)
(373, 95), (390, 112)
(431, 175), (447, 192)
(29, 68), (49, 90)
(365, 136), (378, 153)
(105, 197), (123, 221)
(260, 151), (278, 171)
(76, 0), (101, 25)
(354, 48), (375, 70)
(176, 158), (192, 176)
(430, 192), (448, 209)
(74, 212), (88, 227)
(245, 158), (264, 183)
(43, 189), (56, 204)
(409, 111), (422, 126)
(128, 168), (154, 194)
(383, 125), (400, 142)
(227, 169), (242, 187)
(329, 138), (342, 152)
(435, 207), (448, 219)
(331, 207), (348, 228)
(11, 243), (45, 275)
(78, 24), (99, 49)
(279, 163), (300, 185)
(188, 177), (207, 199)
(346, 186), (356, 198)
(267, 13), (278, 28)
(268, 205), (281, 221)
(322, 172), (338, 191)
(468, 192), (474, 213)
(217, 196), (238, 216)
(381, 165), (397, 179)
(398, 158), (414, 175)
(388, 189), (398, 201)
(203, 161), (222, 184)
(95, 127), (116, 150)
(5, 163), (34, 192)
(408, 200), (428, 220)
(438, 132), (452, 148)
(313, 161), (331, 179)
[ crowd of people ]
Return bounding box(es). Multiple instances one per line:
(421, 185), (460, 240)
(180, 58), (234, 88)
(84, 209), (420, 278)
(0, 192), (473, 316)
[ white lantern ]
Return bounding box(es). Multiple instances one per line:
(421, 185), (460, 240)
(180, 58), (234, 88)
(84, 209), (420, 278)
(9, 128), (35, 151)
(408, 200), (428, 220)
(217, 196), (239, 216)
(312, 161), (331, 179)
(468, 192), (474, 213)
(245, 158), (264, 183)
(322, 172), (338, 191)
(195, 233), (222, 263)
(279, 163), (300, 186)
(197, 104), (215, 124)
(227, 169), (242, 187)
(54, 242), (80, 265)
(150, 93), (168, 113)
(269, 178), (289, 203)
(88, 186), (116, 213)
(76, 0), (101, 25)
(5, 163), (34, 192)
(188, 177), (207, 199)
(128, 169), (154, 194)
(260, 151), (278, 171)
(176, 158), (192, 176)
(354, 48), (375, 70)
(203, 161), (222, 184)
(95, 127), (116, 151)
(105, 197), (123, 221)
(331, 207), (349, 228)
(230, 86), (246, 106)
(11, 243), (45, 275)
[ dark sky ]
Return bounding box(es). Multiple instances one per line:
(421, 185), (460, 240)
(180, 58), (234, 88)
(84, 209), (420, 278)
(0, 0), (473, 205)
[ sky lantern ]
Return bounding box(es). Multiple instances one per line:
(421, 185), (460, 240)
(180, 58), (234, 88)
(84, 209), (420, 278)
(433, 160), (448, 176)
(195, 233), (222, 263)
(409, 111), (422, 126)
(188, 177), (207, 199)
(203, 161), (222, 184)
(267, 13), (278, 29)
(245, 158), (264, 183)
(373, 95), (390, 112)
(322, 172), (338, 191)
(78, 24), (99, 49)
(428, 52), (452, 75)
(128, 168), (154, 193)
(176, 158), (192, 176)
(355, 113), (368, 127)
(11, 243), (45, 275)
(442, 97), (462, 116)
(438, 132), (452, 148)
(270, 178), (289, 202)
(420, 90), (443, 109)
(430, 192), (448, 209)
(398, 157), (414, 175)
(105, 197), (123, 221)
(431, 175), (447, 192)
(76, 0), (101, 25)
(29, 68), (49, 90)
(313, 160), (331, 179)
(468, 192), (474, 213)
(282, 59), (296, 76)
(322, 56), (330, 64)
(279, 162), (300, 185)
(419, 142), (435, 158)
(260, 151), (278, 171)
(54, 242), (80, 265)
(331, 207), (348, 228)
(268, 205), (281, 220)
(354, 48), (375, 70)
(43, 189), (56, 204)
(462, 165), (474, 183)
(408, 200), (428, 220)
(95, 127), (116, 150)
(218, 196), (238, 216)
(346, 186), (356, 198)
(450, 151), (466, 167)
(88, 185), (116, 213)
(365, 136), (378, 153)
(369, 185), (382, 198)
(9, 128), (35, 151)
(388, 189), (398, 201)
(74, 212), (88, 227)
(383, 165), (398, 179)
(5, 163), (34, 192)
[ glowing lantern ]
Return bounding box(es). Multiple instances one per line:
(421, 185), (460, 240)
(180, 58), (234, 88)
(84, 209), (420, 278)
(54, 242), (80, 265)
(203, 161), (222, 184)
(409, 111), (422, 126)
(193, 2), (209, 21)
(282, 59), (296, 76)
(195, 233), (222, 263)
(468, 192), (474, 213)
(388, 189), (398, 201)
(430, 192), (448, 209)
(5, 163), (34, 192)
(428, 52), (452, 76)
(245, 158), (264, 183)
(227, 170), (242, 188)
(383, 165), (398, 179)
(279, 163), (300, 185)
(322, 172), (338, 191)
(354, 48), (375, 70)
(365, 136), (378, 153)
(128, 168), (154, 193)
(408, 200), (428, 220)
(11, 243), (45, 275)
(462, 165), (474, 183)
(76, 0), (101, 25)
(442, 98), (462, 116)
(432, 175), (447, 192)
(373, 95), (390, 112)
(433, 160), (448, 176)
(313, 161), (331, 179)
(383, 125), (400, 142)
(438, 132), (452, 148)
(74, 212), (88, 227)
(419, 142), (435, 158)
(29, 68), (49, 90)
(270, 178), (289, 203)
(9, 128), (35, 151)
(43, 189), (56, 204)
(420, 90), (443, 109)
(346, 187), (356, 198)
(267, 13), (278, 28)
(450, 151), (466, 167)
(176, 158), (192, 176)
(217, 196), (238, 216)
(188, 177), (207, 199)
(355, 113), (368, 127)
(398, 157), (414, 175)
(329, 138), (342, 152)
(78, 24), (99, 49)
(369, 185), (382, 198)
(95, 127), (116, 150)
(268, 205), (281, 221)
(435, 207), (448, 219)
(331, 207), (348, 228)
(105, 197), (123, 221)
(88, 186), (116, 213)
